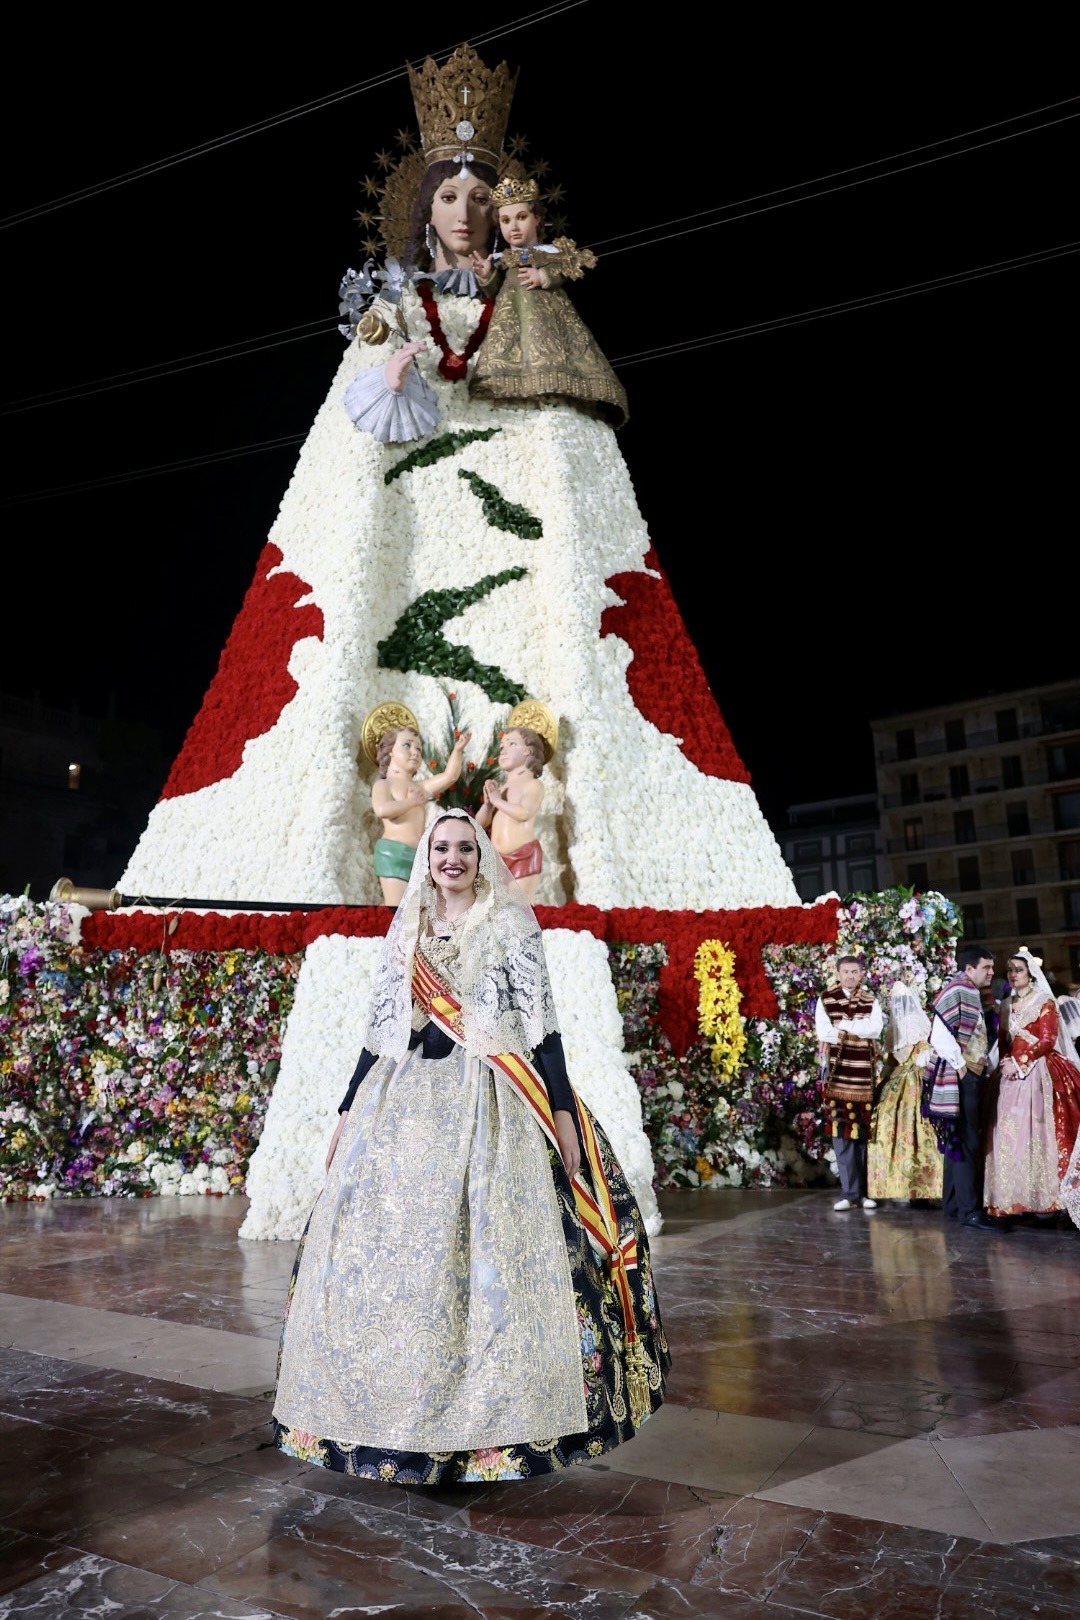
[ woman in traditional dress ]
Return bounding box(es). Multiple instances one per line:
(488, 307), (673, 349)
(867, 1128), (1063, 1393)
(868, 980), (943, 1203)
(272, 809), (668, 1484)
(984, 947), (1080, 1221)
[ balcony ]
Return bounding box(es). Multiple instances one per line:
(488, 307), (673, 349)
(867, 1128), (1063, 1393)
(876, 724), (1041, 764)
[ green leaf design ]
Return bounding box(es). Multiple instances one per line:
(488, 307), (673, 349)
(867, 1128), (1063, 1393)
(384, 427), (501, 485)
(376, 568), (529, 705)
(457, 469), (543, 539)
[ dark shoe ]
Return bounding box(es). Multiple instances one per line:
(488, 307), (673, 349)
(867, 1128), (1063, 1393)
(958, 1211), (1003, 1231)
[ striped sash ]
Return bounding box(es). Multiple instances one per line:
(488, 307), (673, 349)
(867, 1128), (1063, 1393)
(410, 949), (652, 1420)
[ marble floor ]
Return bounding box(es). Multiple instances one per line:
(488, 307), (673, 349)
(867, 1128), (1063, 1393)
(1, 1189), (1079, 1618)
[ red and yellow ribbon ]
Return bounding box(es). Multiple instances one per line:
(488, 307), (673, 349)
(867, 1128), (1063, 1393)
(410, 952), (645, 1361)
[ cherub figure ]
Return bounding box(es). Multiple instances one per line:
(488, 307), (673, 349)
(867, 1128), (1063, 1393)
(468, 176), (628, 429)
(371, 725), (472, 905)
(475, 726), (545, 902)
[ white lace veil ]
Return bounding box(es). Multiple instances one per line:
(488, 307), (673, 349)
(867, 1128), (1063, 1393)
(1055, 994), (1080, 1067)
(363, 808), (560, 1059)
(886, 980), (931, 1064)
(1002, 946), (1079, 1063)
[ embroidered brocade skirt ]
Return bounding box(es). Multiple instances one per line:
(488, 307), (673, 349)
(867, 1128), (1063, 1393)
(868, 1052), (943, 1202)
(984, 1052), (1080, 1216)
(272, 1044), (668, 1484)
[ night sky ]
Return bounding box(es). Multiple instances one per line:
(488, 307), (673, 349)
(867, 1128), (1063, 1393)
(4, 12), (1077, 831)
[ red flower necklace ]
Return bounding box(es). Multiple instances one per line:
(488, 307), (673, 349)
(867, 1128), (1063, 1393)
(417, 280), (493, 382)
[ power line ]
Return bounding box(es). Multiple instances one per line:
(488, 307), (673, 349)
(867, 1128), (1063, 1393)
(2, 434), (308, 506)
(0, 2), (589, 230)
(6, 235), (1073, 507)
(6, 90), (1076, 417)
(610, 239), (1080, 367)
(0, 319), (341, 417)
(596, 99), (1080, 258)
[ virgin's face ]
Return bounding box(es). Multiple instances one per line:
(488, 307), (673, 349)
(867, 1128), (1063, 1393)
(498, 203), (539, 248)
(1007, 958), (1032, 990)
(429, 820), (480, 898)
(429, 173), (492, 264)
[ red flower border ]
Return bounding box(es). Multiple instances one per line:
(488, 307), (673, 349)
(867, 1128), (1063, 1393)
(84, 901), (838, 1056)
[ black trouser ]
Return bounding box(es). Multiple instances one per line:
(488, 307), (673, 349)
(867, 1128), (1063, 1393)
(942, 1071), (985, 1219)
(832, 1135), (868, 1201)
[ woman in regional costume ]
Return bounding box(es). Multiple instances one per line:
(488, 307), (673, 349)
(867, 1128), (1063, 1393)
(272, 810), (668, 1483)
(984, 947), (1080, 1221)
(868, 980), (943, 1203)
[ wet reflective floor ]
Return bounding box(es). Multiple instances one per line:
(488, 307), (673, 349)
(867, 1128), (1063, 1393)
(1, 1189), (1079, 1617)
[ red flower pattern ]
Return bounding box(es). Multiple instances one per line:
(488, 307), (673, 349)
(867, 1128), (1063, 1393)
(159, 542), (324, 801)
(600, 547), (750, 783)
(416, 281), (494, 382)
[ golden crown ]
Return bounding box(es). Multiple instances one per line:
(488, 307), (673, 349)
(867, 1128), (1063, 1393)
(407, 42), (518, 170)
(490, 174), (539, 209)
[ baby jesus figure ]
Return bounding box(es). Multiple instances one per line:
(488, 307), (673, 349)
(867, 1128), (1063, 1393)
(371, 725), (471, 906)
(468, 175), (628, 429)
(475, 726), (546, 903)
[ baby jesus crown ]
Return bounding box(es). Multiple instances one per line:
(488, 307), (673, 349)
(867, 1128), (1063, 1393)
(490, 174), (539, 209)
(407, 42), (518, 170)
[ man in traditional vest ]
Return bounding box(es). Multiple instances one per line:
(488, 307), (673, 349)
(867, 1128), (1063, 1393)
(816, 956), (883, 1211)
(923, 943), (999, 1231)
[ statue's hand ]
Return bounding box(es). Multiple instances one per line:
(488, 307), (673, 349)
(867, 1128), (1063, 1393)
(384, 339), (427, 393)
(450, 729), (472, 755)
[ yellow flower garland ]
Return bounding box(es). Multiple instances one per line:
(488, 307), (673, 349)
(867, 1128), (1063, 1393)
(694, 939), (747, 1079)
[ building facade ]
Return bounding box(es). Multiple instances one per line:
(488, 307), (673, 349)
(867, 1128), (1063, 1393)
(779, 794), (885, 904)
(872, 679), (1080, 988)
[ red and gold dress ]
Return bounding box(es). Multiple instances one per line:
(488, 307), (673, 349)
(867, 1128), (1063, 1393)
(984, 991), (1080, 1216)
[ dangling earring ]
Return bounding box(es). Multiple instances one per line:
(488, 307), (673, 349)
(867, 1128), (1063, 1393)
(425, 223), (438, 261)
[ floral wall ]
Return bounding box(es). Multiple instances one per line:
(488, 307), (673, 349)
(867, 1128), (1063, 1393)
(0, 887), (958, 1202)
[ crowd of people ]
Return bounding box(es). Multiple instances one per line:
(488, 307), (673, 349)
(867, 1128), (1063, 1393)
(816, 946), (1080, 1231)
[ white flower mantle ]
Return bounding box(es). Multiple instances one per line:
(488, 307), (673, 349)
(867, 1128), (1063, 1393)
(120, 281), (798, 913)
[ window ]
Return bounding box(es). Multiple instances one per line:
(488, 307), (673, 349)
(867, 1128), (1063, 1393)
(1008, 803), (1031, 837)
(996, 708), (1019, 743)
(958, 855), (981, 891)
(1042, 694), (1080, 734)
(1002, 755), (1023, 789)
(900, 773), (919, 805)
(847, 861), (875, 893)
(847, 833), (875, 855)
(945, 718), (967, 752)
(907, 861), (929, 890)
(895, 727), (916, 761)
(954, 809), (976, 844)
(1065, 890), (1080, 929)
(950, 764), (970, 798)
(1048, 743), (1080, 783)
(794, 840), (822, 861)
(1011, 848), (1036, 885)
(1017, 897), (1041, 934)
(1060, 841), (1080, 881)
(904, 817), (925, 851)
(1054, 793), (1080, 832)
(962, 903), (987, 940)
(795, 868), (823, 901)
